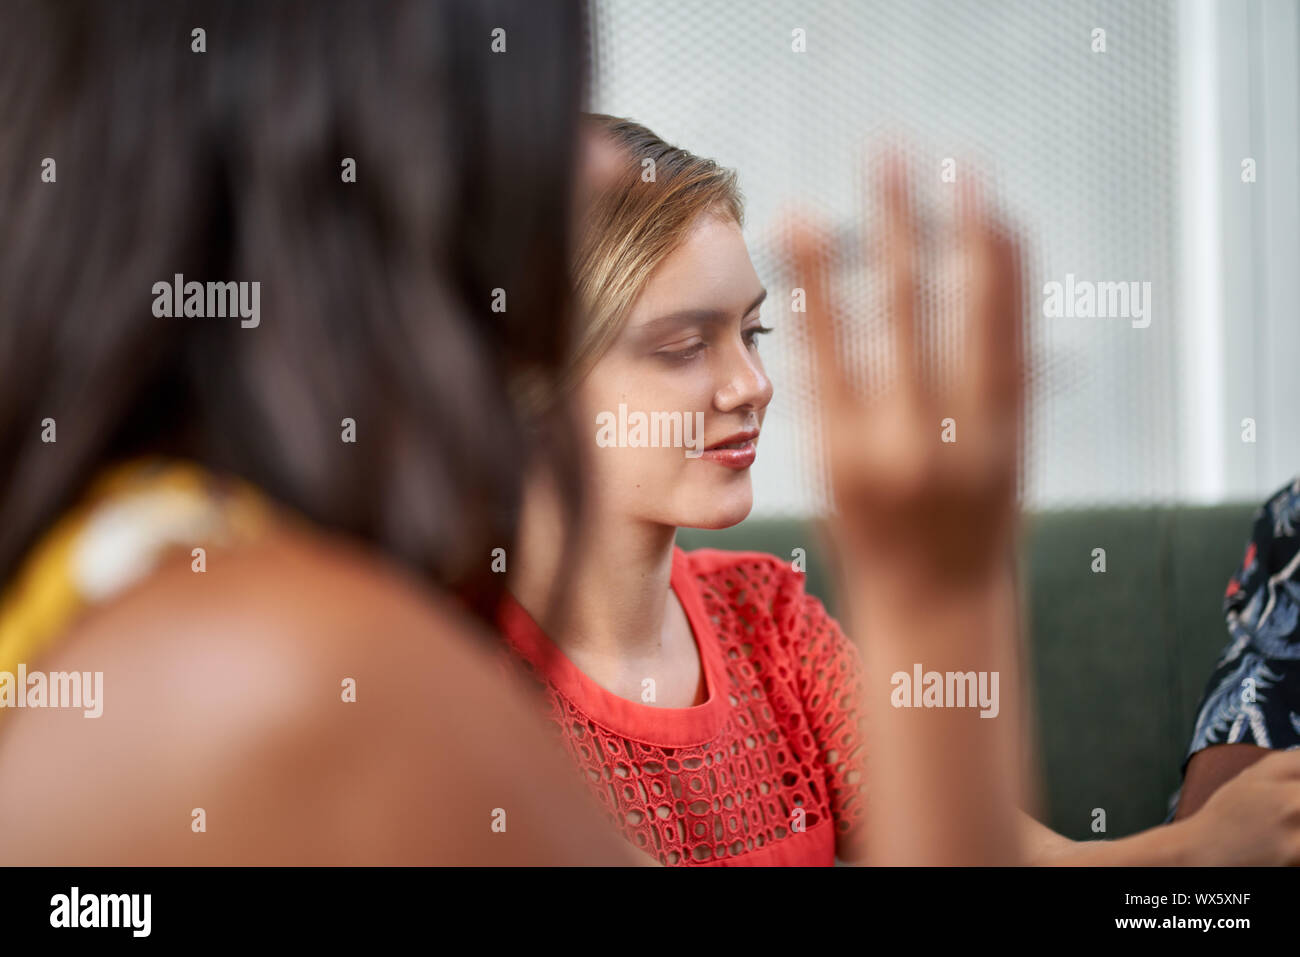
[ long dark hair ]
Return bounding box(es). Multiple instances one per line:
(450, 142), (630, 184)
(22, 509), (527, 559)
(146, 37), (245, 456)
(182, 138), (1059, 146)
(0, 0), (587, 619)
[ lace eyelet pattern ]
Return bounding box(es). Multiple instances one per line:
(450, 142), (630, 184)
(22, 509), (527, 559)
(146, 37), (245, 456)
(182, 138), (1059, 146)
(504, 551), (867, 866)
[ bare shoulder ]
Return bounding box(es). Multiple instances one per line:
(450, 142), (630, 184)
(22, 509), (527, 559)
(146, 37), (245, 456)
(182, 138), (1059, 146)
(0, 523), (634, 865)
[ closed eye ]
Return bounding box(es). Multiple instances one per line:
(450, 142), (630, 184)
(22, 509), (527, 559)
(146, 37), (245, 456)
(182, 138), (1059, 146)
(657, 341), (707, 363)
(655, 322), (771, 363)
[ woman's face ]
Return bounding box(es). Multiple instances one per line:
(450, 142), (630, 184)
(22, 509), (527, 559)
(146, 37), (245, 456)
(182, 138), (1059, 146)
(575, 212), (773, 530)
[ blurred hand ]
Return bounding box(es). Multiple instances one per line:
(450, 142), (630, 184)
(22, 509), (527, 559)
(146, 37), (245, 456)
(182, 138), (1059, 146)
(788, 158), (1025, 599)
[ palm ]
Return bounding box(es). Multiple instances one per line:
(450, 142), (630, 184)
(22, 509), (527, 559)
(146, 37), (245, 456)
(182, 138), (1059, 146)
(790, 160), (1025, 588)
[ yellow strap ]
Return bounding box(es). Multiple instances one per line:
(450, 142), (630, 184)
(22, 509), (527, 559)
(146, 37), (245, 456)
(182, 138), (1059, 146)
(0, 458), (269, 681)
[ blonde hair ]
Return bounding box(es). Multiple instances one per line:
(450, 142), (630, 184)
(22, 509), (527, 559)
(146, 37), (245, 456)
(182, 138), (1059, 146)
(563, 114), (744, 392)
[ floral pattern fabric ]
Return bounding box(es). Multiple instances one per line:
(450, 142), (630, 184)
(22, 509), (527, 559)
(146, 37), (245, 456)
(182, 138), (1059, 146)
(1168, 477), (1300, 819)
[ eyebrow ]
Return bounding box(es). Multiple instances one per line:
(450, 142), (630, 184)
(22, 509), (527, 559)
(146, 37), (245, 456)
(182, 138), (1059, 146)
(637, 288), (768, 336)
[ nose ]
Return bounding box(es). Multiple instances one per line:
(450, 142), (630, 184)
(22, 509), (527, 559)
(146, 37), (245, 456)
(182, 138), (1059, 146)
(713, 338), (773, 414)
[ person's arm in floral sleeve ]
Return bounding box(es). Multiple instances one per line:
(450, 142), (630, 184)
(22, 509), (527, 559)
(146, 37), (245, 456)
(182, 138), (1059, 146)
(1175, 477), (1300, 819)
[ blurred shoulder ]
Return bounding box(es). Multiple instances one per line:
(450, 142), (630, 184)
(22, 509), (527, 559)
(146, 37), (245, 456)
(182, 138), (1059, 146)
(44, 520), (482, 699)
(1225, 476), (1300, 613)
(0, 523), (630, 864)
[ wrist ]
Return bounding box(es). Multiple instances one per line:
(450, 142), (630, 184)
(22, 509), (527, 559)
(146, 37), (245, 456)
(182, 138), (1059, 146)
(845, 561), (1016, 642)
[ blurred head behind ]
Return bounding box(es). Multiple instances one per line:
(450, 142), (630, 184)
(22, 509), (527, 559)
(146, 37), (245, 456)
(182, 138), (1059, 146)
(542, 114), (772, 534)
(0, 0), (588, 620)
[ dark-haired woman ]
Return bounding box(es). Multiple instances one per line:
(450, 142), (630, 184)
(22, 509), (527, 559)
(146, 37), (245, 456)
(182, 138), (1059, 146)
(0, 0), (639, 865)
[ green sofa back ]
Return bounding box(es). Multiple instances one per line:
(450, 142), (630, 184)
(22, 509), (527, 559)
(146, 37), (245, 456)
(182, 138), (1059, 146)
(678, 503), (1258, 840)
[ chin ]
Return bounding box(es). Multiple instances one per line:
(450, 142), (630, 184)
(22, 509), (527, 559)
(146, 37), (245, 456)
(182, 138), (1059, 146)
(680, 493), (753, 530)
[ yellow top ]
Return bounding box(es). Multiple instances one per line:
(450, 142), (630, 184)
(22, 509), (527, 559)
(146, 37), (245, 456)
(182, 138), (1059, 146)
(0, 458), (270, 701)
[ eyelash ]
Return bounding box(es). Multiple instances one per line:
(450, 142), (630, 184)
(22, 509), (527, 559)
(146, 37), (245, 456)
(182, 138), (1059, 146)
(660, 325), (773, 363)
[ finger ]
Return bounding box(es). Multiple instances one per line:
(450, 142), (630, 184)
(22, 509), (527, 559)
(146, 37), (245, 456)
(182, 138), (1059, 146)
(960, 177), (1023, 425)
(788, 218), (851, 412)
(879, 153), (920, 399)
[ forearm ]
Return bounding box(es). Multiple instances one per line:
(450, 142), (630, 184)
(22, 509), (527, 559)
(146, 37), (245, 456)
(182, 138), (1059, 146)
(1039, 819), (1195, 866)
(848, 566), (1025, 865)
(1018, 810), (1076, 862)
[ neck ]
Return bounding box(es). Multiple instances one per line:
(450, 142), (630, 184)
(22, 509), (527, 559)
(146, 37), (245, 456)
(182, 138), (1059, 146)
(510, 471), (678, 661)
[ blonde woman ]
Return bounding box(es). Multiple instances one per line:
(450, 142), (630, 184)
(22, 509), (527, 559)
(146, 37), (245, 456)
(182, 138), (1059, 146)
(501, 114), (1300, 866)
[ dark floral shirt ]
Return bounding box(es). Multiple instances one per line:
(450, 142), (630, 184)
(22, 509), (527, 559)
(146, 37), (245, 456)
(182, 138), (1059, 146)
(1167, 477), (1300, 820)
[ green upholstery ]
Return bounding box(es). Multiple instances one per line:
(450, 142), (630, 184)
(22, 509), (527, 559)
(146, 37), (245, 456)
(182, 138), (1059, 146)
(678, 502), (1258, 840)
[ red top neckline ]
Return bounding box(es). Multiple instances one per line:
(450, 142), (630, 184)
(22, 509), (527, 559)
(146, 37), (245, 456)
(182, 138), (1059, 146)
(497, 546), (731, 747)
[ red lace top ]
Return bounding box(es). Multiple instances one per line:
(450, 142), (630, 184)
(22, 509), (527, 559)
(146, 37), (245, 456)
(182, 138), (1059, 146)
(497, 547), (868, 866)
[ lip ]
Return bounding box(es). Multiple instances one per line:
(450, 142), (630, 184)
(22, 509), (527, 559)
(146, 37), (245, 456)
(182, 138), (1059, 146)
(701, 429), (759, 469)
(704, 429), (760, 451)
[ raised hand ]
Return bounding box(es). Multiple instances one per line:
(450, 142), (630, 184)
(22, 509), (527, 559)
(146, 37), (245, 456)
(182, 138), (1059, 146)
(789, 157), (1025, 598)
(787, 155), (1028, 865)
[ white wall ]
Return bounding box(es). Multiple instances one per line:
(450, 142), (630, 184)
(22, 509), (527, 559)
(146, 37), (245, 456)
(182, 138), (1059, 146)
(589, 0), (1300, 514)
